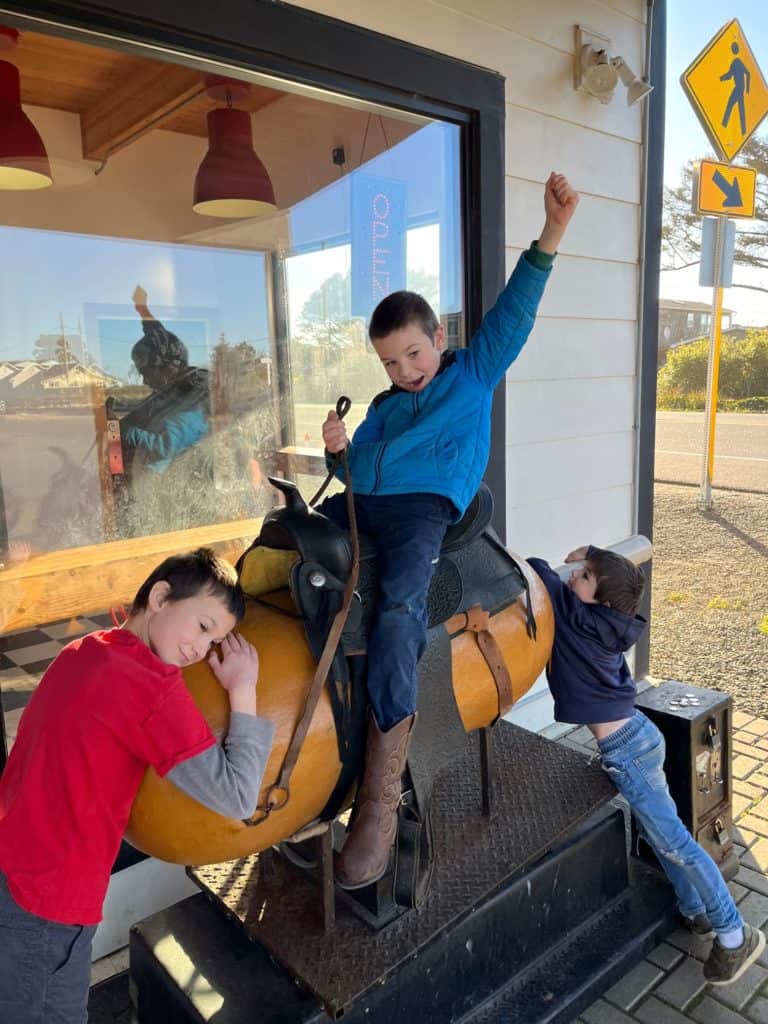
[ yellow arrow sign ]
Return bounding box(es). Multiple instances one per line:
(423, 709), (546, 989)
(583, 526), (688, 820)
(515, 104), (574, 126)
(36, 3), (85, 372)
(693, 159), (757, 218)
(681, 19), (768, 163)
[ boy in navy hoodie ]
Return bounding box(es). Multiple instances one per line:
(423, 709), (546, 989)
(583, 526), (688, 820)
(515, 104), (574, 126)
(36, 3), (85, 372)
(321, 173), (579, 889)
(528, 544), (764, 987)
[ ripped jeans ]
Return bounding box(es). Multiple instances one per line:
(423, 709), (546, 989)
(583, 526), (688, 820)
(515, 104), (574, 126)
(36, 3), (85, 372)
(598, 710), (742, 934)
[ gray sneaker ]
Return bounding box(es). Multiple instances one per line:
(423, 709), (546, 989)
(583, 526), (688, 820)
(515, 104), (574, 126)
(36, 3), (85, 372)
(703, 924), (766, 985)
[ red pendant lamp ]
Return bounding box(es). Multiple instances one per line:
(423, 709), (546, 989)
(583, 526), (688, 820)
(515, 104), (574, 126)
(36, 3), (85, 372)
(0, 27), (52, 190)
(193, 77), (276, 218)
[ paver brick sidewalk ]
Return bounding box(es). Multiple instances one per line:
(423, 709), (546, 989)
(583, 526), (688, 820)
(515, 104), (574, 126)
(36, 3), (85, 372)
(561, 709), (768, 1024)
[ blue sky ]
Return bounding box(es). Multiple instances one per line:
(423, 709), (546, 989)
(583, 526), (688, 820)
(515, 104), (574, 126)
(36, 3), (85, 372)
(663, 2), (768, 322)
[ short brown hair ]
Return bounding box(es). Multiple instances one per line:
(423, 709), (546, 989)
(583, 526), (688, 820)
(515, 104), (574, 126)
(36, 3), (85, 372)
(369, 290), (440, 343)
(132, 547), (245, 620)
(585, 548), (645, 616)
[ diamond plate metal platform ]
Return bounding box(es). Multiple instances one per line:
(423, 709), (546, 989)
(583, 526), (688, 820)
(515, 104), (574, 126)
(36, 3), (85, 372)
(189, 722), (617, 1018)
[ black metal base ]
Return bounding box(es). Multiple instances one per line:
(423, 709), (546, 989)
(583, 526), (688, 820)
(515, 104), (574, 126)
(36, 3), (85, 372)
(130, 724), (676, 1023)
(130, 808), (675, 1024)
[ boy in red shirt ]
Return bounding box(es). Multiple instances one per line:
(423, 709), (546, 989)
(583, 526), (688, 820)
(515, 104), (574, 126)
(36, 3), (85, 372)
(0, 547), (273, 1024)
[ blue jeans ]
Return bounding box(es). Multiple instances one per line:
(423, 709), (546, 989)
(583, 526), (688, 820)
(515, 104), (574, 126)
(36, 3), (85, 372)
(318, 492), (454, 731)
(598, 711), (742, 934)
(0, 871), (97, 1024)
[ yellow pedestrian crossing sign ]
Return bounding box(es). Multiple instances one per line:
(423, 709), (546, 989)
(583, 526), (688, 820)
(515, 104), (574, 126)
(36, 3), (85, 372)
(681, 19), (768, 163)
(693, 159), (756, 218)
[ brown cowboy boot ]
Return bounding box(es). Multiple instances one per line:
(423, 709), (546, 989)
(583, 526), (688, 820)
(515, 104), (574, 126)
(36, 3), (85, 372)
(335, 712), (415, 889)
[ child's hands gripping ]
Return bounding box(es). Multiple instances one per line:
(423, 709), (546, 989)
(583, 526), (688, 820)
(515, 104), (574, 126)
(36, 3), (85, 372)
(208, 632), (259, 715)
(564, 545), (590, 564)
(538, 172), (580, 254)
(322, 410), (349, 454)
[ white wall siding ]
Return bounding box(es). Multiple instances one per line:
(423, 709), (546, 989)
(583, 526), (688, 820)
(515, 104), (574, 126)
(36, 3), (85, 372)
(509, 485), (634, 564)
(505, 109), (642, 205)
(512, 319), (637, 382)
(506, 181), (639, 264)
(506, 432), (635, 510)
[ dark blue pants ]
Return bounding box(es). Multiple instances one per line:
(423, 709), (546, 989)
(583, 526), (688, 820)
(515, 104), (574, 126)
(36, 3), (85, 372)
(318, 492), (453, 731)
(0, 871), (97, 1024)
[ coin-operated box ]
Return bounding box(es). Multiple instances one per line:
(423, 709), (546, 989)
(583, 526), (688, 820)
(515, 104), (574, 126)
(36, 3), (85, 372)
(635, 680), (737, 879)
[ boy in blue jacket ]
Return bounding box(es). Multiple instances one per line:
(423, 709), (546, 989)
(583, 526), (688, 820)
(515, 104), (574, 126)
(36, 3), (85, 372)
(528, 544), (764, 987)
(320, 172), (579, 888)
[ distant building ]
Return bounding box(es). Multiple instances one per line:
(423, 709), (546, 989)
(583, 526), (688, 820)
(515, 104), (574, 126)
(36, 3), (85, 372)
(659, 299), (734, 347)
(0, 359), (120, 409)
(658, 299), (735, 364)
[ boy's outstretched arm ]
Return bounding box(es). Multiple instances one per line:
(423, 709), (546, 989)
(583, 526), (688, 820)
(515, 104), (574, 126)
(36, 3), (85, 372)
(537, 172), (579, 254)
(464, 172), (579, 389)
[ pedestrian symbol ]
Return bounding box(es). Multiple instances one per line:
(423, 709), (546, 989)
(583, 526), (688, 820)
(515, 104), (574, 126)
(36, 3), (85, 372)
(692, 160), (756, 219)
(681, 19), (768, 163)
(721, 43), (749, 137)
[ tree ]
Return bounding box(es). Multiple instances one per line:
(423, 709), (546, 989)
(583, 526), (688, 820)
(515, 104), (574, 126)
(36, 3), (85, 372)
(657, 329), (768, 408)
(662, 134), (768, 294)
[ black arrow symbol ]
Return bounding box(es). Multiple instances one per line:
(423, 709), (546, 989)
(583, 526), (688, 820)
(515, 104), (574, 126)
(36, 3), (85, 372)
(712, 169), (743, 207)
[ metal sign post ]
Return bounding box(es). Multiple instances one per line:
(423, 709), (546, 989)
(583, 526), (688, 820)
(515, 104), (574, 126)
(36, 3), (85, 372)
(680, 19), (768, 508)
(700, 216), (725, 509)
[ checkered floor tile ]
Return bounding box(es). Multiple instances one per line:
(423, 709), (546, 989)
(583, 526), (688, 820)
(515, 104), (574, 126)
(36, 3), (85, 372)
(1, 613), (115, 750)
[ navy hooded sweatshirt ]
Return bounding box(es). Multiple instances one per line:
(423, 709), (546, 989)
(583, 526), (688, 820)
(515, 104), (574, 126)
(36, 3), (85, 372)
(527, 552), (647, 725)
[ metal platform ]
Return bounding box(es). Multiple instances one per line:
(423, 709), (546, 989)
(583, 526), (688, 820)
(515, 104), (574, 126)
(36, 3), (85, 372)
(186, 722), (621, 1017)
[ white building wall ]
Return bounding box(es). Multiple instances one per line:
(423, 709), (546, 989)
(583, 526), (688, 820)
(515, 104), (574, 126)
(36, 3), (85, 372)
(286, 0), (650, 728)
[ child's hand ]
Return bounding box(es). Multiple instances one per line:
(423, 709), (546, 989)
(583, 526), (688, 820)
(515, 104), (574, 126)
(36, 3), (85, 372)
(132, 284), (152, 319)
(208, 632), (259, 694)
(538, 172), (579, 254)
(322, 410), (348, 454)
(564, 545), (590, 563)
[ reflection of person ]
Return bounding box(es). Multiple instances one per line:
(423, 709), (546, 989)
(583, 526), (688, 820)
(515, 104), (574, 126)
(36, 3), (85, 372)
(721, 42), (750, 136)
(528, 545), (765, 987)
(0, 548), (274, 1024)
(119, 285), (210, 474)
(320, 172), (579, 889)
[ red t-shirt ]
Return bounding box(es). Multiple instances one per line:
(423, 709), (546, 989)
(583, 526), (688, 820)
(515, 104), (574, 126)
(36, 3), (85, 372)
(0, 629), (215, 925)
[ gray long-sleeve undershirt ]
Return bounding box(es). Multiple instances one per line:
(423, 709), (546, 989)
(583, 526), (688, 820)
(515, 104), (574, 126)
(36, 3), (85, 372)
(167, 711), (274, 820)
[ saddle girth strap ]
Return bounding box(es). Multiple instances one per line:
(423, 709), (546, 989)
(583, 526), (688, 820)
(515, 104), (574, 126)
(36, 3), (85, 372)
(245, 435), (360, 825)
(450, 604), (514, 721)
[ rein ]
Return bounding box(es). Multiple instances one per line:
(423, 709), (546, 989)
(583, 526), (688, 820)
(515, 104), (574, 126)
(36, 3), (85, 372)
(245, 396), (360, 824)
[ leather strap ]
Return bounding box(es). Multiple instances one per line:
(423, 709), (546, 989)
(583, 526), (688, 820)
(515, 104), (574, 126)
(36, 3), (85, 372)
(245, 398), (360, 825)
(451, 604), (514, 721)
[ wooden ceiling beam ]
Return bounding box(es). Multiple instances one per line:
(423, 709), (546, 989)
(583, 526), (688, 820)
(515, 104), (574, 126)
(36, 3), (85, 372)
(81, 63), (205, 161)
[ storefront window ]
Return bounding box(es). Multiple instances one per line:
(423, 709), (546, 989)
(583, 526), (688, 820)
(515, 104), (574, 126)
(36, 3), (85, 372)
(0, 24), (464, 649)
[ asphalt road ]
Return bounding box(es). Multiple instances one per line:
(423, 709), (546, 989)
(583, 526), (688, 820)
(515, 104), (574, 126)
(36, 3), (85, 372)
(655, 411), (768, 493)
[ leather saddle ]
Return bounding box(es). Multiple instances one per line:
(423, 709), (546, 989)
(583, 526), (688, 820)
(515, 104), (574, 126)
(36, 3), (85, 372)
(238, 478), (536, 908)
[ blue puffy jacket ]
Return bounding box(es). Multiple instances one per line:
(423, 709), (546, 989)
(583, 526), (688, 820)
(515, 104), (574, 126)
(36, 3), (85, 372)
(336, 252), (551, 519)
(527, 554), (646, 725)
(122, 407), (209, 473)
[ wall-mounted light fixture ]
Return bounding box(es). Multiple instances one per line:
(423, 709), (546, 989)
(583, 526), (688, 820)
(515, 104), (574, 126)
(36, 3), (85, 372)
(192, 76), (276, 218)
(0, 26), (53, 190)
(574, 26), (653, 107)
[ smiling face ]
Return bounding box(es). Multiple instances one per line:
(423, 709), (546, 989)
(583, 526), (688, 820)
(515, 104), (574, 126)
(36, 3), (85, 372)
(144, 583), (237, 667)
(568, 563), (600, 605)
(372, 323), (445, 393)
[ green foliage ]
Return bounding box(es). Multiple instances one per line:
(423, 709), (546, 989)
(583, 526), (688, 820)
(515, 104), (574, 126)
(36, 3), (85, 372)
(657, 329), (768, 410)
